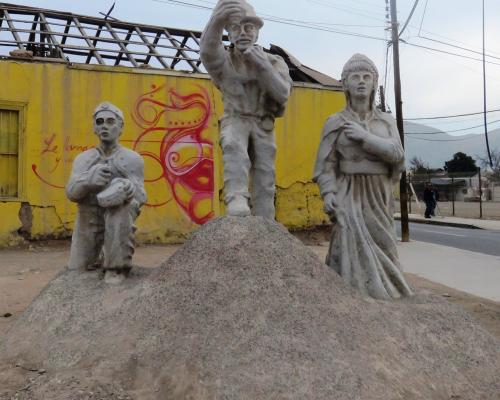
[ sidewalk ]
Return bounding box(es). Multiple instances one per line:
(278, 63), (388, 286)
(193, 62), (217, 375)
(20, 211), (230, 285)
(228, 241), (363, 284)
(310, 241), (500, 303)
(302, 241), (500, 302)
(394, 212), (500, 231)
(398, 241), (500, 302)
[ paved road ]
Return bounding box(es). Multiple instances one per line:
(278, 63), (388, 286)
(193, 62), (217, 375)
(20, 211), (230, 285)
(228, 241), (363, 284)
(395, 222), (500, 257)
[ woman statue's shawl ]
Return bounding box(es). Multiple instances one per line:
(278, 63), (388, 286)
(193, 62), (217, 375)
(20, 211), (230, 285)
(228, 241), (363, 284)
(313, 108), (405, 187)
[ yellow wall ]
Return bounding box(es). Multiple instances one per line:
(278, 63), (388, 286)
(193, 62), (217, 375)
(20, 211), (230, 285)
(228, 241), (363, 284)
(0, 60), (344, 246)
(0, 202), (23, 246)
(275, 84), (345, 227)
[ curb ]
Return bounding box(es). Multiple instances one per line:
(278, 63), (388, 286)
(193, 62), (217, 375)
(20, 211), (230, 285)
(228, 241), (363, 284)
(394, 216), (483, 230)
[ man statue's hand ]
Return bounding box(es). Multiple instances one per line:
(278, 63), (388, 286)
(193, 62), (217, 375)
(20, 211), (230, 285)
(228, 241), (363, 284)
(243, 46), (271, 70)
(323, 192), (338, 216)
(344, 121), (369, 142)
(88, 165), (112, 189)
(212, 0), (245, 25)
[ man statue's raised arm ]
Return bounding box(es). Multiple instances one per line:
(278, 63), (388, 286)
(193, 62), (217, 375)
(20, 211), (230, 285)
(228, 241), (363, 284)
(200, 0), (244, 73)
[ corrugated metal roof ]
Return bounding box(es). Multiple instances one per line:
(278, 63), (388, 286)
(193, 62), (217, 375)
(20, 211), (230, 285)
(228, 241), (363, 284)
(269, 44), (342, 89)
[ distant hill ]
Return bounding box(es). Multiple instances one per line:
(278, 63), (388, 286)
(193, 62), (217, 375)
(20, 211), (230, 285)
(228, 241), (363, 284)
(403, 122), (500, 169)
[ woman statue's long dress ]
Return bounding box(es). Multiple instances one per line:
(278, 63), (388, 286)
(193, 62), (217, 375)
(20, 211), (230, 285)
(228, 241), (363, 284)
(313, 54), (413, 300)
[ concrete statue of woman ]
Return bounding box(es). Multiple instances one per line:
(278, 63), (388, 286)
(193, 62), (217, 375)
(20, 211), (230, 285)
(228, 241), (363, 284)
(313, 54), (413, 300)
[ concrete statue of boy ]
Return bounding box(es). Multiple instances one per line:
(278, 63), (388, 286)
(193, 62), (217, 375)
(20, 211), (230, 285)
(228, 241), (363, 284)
(314, 54), (413, 300)
(200, 0), (292, 219)
(66, 102), (146, 281)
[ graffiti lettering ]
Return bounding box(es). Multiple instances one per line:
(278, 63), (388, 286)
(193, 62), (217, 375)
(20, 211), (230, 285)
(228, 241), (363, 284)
(31, 164), (65, 189)
(41, 133), (58, 155)
(64, 137), (91, 153)
(33, 134), (94, 187)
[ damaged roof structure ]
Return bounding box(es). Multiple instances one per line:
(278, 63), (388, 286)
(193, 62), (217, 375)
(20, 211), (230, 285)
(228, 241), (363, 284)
(0, 2), (341, 88)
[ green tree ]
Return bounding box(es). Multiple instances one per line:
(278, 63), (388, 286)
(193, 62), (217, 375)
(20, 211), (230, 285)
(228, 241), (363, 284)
(444, 152), (478, 174)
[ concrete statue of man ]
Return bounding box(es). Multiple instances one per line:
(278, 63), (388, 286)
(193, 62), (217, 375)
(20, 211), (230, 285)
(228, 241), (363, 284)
(200, 0), (292, 218)
(313, 54), (413, 300)
(66, 102), (146, 281)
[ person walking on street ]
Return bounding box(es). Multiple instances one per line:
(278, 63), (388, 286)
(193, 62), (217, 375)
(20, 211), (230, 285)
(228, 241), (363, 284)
(423, 183), (434, 218)
(431, 185), (439, 216)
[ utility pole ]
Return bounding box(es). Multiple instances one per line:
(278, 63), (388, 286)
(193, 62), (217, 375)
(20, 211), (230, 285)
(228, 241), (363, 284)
(478, 168), (483, 219)
(482, 0), (493, 168)
(390, 0), (410, 242)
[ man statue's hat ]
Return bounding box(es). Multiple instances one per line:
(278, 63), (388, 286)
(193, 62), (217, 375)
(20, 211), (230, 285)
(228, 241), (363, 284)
(93, 101), (124, 121)
(226, 0), (264, 29)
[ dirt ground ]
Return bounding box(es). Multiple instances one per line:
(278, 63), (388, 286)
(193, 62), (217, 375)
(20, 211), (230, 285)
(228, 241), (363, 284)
(1, 239), (500, 342)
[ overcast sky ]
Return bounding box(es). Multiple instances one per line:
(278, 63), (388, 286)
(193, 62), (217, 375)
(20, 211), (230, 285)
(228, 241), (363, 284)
(7, 0), (500, 139)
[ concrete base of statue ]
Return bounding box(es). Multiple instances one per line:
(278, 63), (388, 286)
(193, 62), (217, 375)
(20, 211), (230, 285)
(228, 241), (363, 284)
(1, 217), (499, 399)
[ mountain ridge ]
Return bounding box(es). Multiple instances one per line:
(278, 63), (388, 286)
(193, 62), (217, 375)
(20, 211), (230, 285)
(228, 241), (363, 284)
(403, 122), (500, 169)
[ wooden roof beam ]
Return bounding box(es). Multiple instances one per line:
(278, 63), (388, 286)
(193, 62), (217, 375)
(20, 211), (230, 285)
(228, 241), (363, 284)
(72, 17), (105, 65)
(105, 21), (138, 67)
(3, 9), (24, 49)
(135, 27), (169, 68)
(39, 12), (67, 60)
(163, 28), (199, 72)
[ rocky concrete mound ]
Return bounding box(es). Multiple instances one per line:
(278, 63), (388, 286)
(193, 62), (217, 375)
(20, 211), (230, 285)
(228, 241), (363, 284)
(1, 216), (499, 399)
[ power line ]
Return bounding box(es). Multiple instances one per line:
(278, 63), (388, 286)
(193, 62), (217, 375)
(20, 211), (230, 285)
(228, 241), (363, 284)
(420, 30), (500, 58)
(307, 0), (385, 11)
(152, 0), (500, 92)
(418, 36), (500, 61)
(402, 39), (500, 83)
(405, 108), (500, 121)
(319, 0), (386, 11)
(190, 0), (387, 27)
(406, 118), (500, 135)
(196, 0), (387, 28)
(152, 0), (210, 10)
(152, 0), (388, 42)
(256, 17), (387, 42)
(406, 136), (482, 142)
(153, 0), (500, 67)
(402, 41), (500, 67)
(411, 0), (500, 60)
(399, 0), (420, 37)
(415, 27), (500, 58)
(418, 0), (429, 35)
(413, 114), (500, 126)
(404, 40), (500, 81)
(305, 0), (387, 23)
(300, 22), (386, 28)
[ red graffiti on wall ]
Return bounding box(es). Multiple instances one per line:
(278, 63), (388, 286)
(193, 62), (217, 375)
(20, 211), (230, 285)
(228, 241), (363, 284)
(32, 133), (94, 189)
(31, 85), (215, 225)
(32, 165), (65, 189)
(130, 84), (215, 225)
